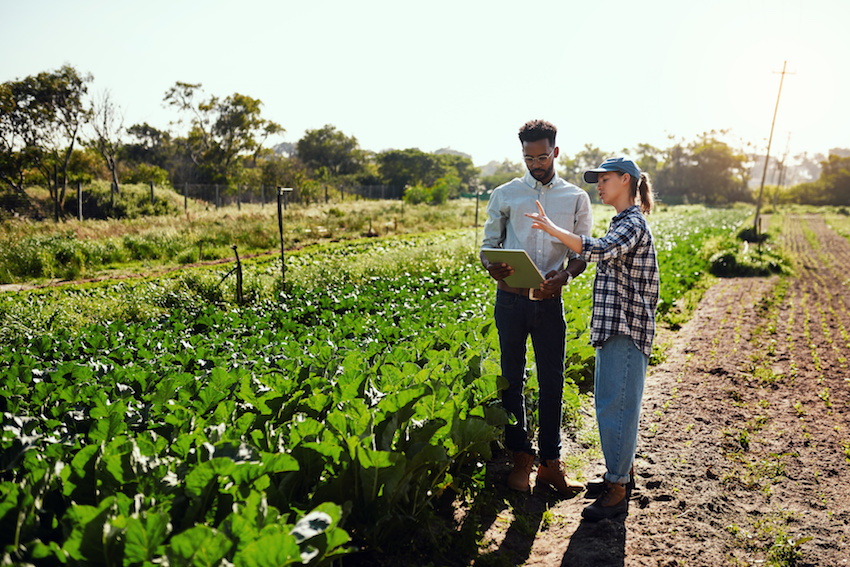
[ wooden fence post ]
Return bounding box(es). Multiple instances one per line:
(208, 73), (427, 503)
(150, 181), (155, 205)
(184, 183), (188, 211)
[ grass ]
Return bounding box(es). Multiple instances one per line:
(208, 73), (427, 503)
(0, 191), (485, 284)
(0, 229), (483, 343)
(726, 510), (811, 567)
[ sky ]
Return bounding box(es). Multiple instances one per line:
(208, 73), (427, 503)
(2, 0), (848, 167)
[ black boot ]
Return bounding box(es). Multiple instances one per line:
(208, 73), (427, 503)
(585, 466), (635, 498)
(582, 481), (629, 521)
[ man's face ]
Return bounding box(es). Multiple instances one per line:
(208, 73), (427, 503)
(522, 139), (558, 183)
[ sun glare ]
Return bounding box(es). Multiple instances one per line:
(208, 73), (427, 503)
(725, 36), (836, 153)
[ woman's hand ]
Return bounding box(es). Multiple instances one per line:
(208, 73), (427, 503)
(525, 200), (558, 236)
(525, 200), (584, 254)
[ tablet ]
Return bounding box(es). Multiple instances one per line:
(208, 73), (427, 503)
(481, 248), (545, 288)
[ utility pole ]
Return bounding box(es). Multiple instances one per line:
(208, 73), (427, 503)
(775, 133), (791, 209)
(754, 61), (793, 234)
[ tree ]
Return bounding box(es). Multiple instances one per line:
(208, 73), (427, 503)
(0, 79), (38, 206)
(38, 65), (93, 211)
(124, 123), (173, 163)
(122, 123), (178, 184)
(654, 140), (690, 203)
(296, 125), (366, 177)
(627, 143), (664, 184)
(430, 173), (460, 204)
(0, 65), (92, 214)
(655, 133), (749, 205)
(481, 159), (523, 190)
(258, 152), (308, 194)
(559, 144), (608, 188)
(375, 148), (479, 196)
(688, 134), (750, 204)
(435, 153), (479, 196)
(786, 154), (850, 205)
(88, 89), (124, 196)
(163, 82), (283, 185)
(376, 148), (443, 188)
(67, 146), (108, 184)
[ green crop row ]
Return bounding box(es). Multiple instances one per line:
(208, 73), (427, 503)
(0, 205), (755, 564)
(1, 258), (511, 565)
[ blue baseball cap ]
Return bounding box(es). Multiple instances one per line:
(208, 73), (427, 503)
(583, 157), (641, 184)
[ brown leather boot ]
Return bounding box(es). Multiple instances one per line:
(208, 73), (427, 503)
(582, 481), (628, 521)
(536, 459), (585, 497)
(585, 465), (635, 498)
(507, 451), (534, 492)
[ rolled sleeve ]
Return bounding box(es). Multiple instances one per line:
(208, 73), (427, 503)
(481, 191), (506, 249)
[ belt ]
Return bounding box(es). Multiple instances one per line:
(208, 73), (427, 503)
(497, 280), (560, 301)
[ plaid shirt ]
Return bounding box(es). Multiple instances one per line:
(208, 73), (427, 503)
(579, 206), (660, 357)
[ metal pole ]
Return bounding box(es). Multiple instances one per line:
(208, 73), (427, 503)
(277, 188), (285, 285)
(150, 181), (155, 206)
(475, 183), (480, 246)
(277, 187), (293, 287)
(54, 165), (59, 222)
(231, 245), (243, 305)
(184, 183), (188, 211)
(77, 181), (82, 221)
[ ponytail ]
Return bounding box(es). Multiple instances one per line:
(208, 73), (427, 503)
(630, 173), (655, 214)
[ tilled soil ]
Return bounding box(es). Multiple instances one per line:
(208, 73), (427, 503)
(455, 213), (850, 566)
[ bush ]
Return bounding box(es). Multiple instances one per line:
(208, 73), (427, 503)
(709, 240), (788, 277)
(403, 183), (432, 205)
(430, 174), (460, 205)
(0, 231), (130, 282)
(737, 226), (769, 243)
(73, 181), (182, 219)
(122, 163), (170, 186)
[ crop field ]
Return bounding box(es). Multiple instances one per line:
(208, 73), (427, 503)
(1, 204), (765, 566)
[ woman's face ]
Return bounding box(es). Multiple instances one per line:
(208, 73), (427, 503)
(595, 172), (630, 206)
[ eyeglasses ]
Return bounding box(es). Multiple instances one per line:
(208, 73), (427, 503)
(523, 149), (555, 166)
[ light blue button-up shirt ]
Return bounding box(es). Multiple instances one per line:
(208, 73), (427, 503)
(481, 170), (593, 275)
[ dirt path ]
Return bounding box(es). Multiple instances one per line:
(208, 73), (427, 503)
(464, 213), (850, 566)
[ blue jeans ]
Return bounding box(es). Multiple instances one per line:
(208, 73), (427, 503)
(594, 334), (648, 485)
(494, 289), (566, 462)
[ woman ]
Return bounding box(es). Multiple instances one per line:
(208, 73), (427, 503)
(525, 157), (660, 521)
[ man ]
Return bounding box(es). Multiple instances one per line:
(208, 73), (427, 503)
(480, 119), (593, 495)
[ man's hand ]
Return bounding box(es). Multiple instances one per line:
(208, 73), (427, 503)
(486, 262), (513, 281)
(538, 270), (571, 298)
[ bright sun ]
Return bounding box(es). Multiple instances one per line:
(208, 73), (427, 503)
(724, 36), (837, 153)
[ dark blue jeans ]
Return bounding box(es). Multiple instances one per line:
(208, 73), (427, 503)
(494, 289), (566, 461)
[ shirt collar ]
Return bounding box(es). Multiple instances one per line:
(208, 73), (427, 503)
(523, 169), (560, 190)
(613, 205), (640, 221)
